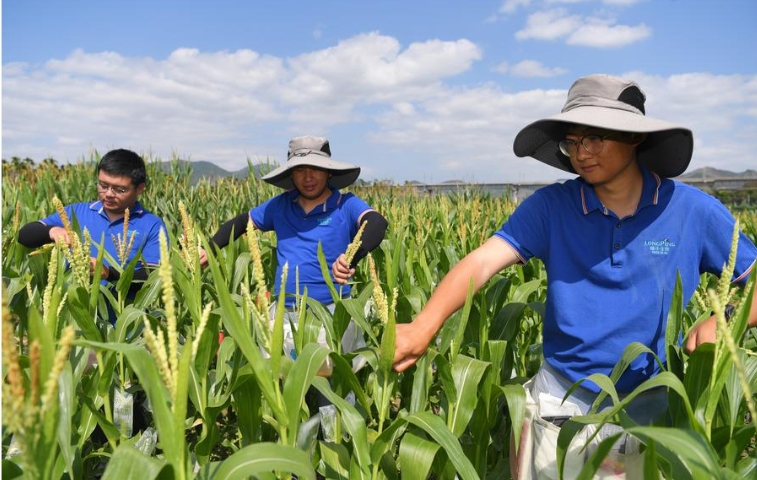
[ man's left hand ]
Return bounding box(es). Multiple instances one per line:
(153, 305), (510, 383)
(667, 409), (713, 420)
(89, 257), (110, 279)
(332, 253), (355, 285)
(685, 315), (717, 354)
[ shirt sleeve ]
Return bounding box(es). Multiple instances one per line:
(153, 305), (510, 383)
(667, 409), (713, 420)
(38, 206), (71, 228)
(494, 188), (551, 262)
(701, 200), (757, 285)
(139, 218), (168, 266)
(341, 194), (374, 236)
(250, 195), (281, 232)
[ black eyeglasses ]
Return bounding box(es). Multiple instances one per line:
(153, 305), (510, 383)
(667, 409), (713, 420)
(96, 181), (131, 195)
(558, 133), (614, 157)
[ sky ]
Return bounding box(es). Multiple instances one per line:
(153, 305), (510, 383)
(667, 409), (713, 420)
(2, 0), (756, 184)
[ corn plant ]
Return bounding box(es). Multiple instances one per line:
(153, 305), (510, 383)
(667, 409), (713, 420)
(3, 152), (755, 479)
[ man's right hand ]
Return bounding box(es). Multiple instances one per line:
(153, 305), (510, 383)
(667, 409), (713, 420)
(49, 226), (71, 245)
(198, 248), (209, 268)
(393, 321), (435, 372)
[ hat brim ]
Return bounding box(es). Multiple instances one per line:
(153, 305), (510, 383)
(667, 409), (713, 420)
(261, 153), (361, 190)
(513, 106), (694, 177)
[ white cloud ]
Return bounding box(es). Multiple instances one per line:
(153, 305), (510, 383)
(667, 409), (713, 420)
(499, 0), (532, 15)
(2, 33), (756, 183)
(509, 60), (568, 77)
(516, 9), (582, 41)
(515, 8), (649, 48)
(567, 21), (651, 47)
(2, 34), (482, 172)
(493, 61), (510, 74)
(602, 0), (645, 6)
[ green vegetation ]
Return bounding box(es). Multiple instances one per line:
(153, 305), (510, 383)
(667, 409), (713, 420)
(2, 155), (756, 479)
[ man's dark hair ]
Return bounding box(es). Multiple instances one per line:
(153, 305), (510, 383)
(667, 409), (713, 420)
(97, 149), (147, 186)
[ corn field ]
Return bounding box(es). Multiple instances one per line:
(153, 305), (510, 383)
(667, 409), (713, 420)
(2, 154), (757, 480)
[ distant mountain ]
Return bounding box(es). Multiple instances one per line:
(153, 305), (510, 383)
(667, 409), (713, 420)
(157, 160), (276, 185)
(158, 161), (757, 186)
(677, 167), (757, 180)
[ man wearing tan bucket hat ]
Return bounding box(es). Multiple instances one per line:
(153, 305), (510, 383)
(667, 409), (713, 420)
(392, 74), (757, 478)
(202, 135), (387, 303)
(200, 136), (387, 378)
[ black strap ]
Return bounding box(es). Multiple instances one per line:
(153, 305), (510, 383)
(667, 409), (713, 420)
(350, 211), (388, 268)
(17, 221), (55, 248)
(210, 213), (250, 251)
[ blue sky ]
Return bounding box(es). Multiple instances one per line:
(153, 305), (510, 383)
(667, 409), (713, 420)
(3, 0), (756, 183)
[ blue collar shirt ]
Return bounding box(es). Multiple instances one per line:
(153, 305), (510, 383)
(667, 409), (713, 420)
(496, 166), (757, 392)
(40, 200), (167, 269)
(250, 189), (374, 307)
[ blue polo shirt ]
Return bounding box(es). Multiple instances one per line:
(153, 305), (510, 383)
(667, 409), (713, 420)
(250, 189), (373, 307)
(495, 167), (757, 393)
(40, 200), (166, 269)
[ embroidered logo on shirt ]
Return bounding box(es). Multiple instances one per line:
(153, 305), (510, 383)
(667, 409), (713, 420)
(644, 238), (676, 255)
(318, 216), (332, 226)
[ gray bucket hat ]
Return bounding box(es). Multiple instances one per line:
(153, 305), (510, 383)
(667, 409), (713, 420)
(261, 135), (361, 190)
(513, 74), (694, 177)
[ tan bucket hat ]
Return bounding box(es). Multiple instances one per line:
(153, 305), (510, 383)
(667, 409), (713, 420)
(262, 136), (361, 190)
(513, 74), (694, 177)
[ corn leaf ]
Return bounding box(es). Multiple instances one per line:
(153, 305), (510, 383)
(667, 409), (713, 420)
(404, 411), (480, 480)
(101, 444), (166, 480)
(448, 354), (489, 436)
(398, 430), (440, 480)
(202, 442), (315, 480)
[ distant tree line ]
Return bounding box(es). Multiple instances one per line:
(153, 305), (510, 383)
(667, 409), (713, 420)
(2, 156), (63, 172)
(712, 188), (757, 209)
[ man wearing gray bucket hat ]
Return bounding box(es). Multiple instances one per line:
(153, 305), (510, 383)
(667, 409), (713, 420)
(200, 136), (387, 385)
(392, 74), (756, 477)
(201, 135), (387, 304)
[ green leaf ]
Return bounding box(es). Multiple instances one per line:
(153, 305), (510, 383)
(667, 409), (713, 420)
(312, 376), (372, 475)
(500, 384), (527, 453)
(66, 284), (102, 342)
(626, 426), (723, 480)
(282, 343), (330, 446)
(398, 430), (440, 480)
(377, 295), (397, 381)
(101, 444), (167, 480)
(404, 411), (480, 480)
(665, 273), (685, 371)
(203, 442), (315, 480)
(201, 237), (286, 421)
(317, 241), (339, 304)
(318, 442), (351, 480)
(2, 459), (23, 479)
(56, 366), (75, 476)
(448, 354), (489, 436)
(79, 341), (180, 464)
(409, 351), (435, 414)
(339, 294), (378, 345)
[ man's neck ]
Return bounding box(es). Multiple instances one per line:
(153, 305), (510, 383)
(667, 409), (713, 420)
(297, 189), (332, 214)
(104, 202), (137, 222)
(594, 167), (644, 219)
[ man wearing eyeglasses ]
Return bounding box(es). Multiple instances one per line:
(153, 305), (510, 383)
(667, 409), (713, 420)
(17, 148), (167, 295)
(392, 74), (757, 478)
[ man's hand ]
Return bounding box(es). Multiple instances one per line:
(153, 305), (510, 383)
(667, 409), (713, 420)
(49, 226), (71, 245)
(393, 321), (435, 372)
(89, 257), (109, 279)
(199, 248), (209, 269)
(685, 315), (717, 354)
(332, 253), (354, 285)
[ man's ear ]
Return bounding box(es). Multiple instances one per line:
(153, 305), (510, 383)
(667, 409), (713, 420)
(631, 133), (647, 145)
(135, 183), (146, 196)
